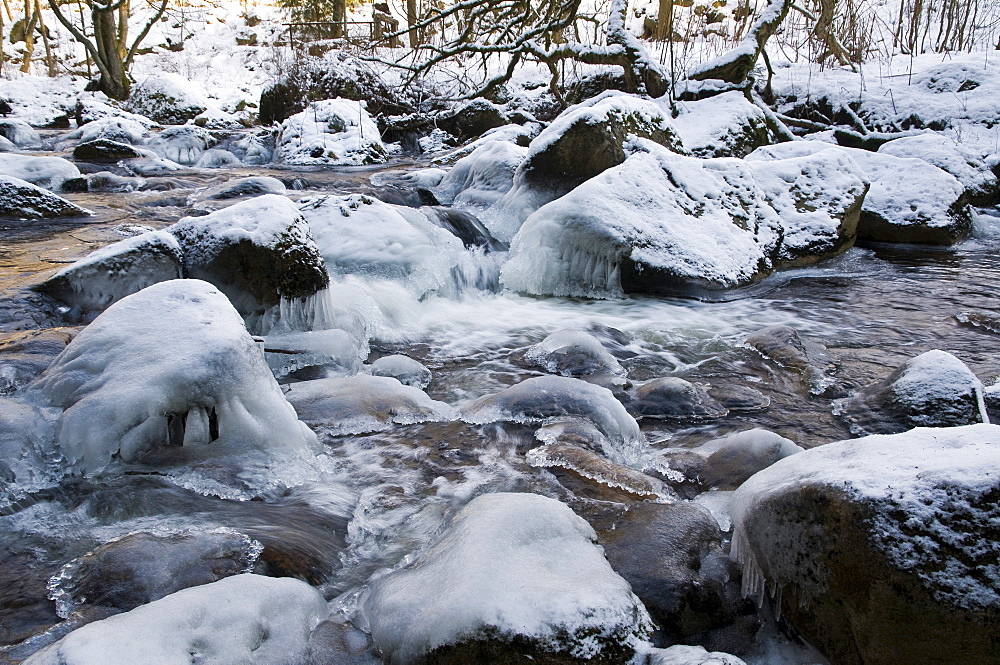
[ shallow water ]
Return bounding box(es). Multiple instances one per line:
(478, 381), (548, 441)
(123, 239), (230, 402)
(2, 157), (999, 661)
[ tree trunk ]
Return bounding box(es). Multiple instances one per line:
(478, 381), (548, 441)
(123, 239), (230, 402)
(655, 0), (672, 41)
(406, 0), (418, 47)
(92, 6), (129, 99)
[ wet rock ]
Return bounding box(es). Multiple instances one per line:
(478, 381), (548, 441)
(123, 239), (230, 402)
(48, 529), (260, 616)
(0, 329), (74, 395)
(285, 375), (456, 435)
(202, 176), (287, 200)
(0, 548), (63, 646)
(597, 502), (733, 641)
(123, 73), (209, 125)
(306, 620), (381, 665)
(359, 493), (652, 665)
(437, 99), (509, 141)
(692, 429), (803, 491)
(672, 91), (776, 158)
(629, 378), (728, 420)
(83, 172), (144, 193)
(745, 325), (835, 396)
(0, 176), (90, 219)
(72, 139), (144, 163)
(731, 423), (1000, 665)
(706, 384), (770, 412)
(24, 575), (328, 665)
(524, 329), (625, 378)
(420, 206), (506, 251)
(36, 231), (183, 315)
(955, 309), (1000, 333)
(368, 355), (432, 389)
(168, 195), (330, 322)
(835, 349), (987, 435)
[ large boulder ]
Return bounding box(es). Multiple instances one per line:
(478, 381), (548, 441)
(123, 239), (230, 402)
(24, 574), (328, 665)
(72, 139), (145, 163)
(748, 140), (972, 245)
(277, 98), (386, 166)
(124, 73), (209, 125)
(167, 195), (330, 324)
(877, 132), (997, 205)
(29, 279), (316, 475)
(835, 349), (988, 435)
(36, 230), (183, 315)
(488, 93), (685, 241)
(359, 492), (652, 665)
(501, 142), (866, 298)
(731, 423), (1000, 665)
(671, 91), (777, 158)
(436, 99), (509, 141)
(0, 176), (90, 219)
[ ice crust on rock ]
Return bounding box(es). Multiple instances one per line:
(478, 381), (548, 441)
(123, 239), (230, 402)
(368, 355), (432, 389)
(748, 140), (971, 244)
(201, 176), (287, 200)
(0, 176), (91, 219)
(0, 153), (81, 190)
(502, 141), (866, 297)
(524, 329), (625, 377)
(38, 231), (183, 314)
(461, 375), (645, 464)
(284, 375), (456, 435)
(29, 279), (316, 474)
(25, 574), (328, 665)
(146, 126), (214, 166)
(0, 118), (43, 148)
(433, 140), (527, 210)
(277, 98), (386, 166)
(644, 644), (747, 665)
(63, 116), (148, 146)
(358, 492), (652, 665)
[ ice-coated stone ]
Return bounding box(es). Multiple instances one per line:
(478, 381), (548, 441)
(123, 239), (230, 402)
(195, 148), (241, 169)
(124, 73), (210, 125)
(24, 574), (328, 665)
(433, 140), (527, 210)
(749, 140), (972, 245)
(0, 118), (42, 148)
(146, 125), (215, 166)
(878, 133), (997, 205)
(744, 325), (836, 396)
(835, 349), (988, 435)
(202, 176), (287, 200)
(47, 529), (261, 616)
(277, 98), (386, 166)
(629, 377), (728, 420)
(488, 93), (686, 241)
(368, 355), (432, 389)
(501, 142), (866, 298)
(671, 91), (776, 158)
(461, 375), (645, 464)
(524, 329), (625, 378)
(690, 428), (803, 490)
(29, 279), (316, 474)
(167, 195), (330, 324)
(284, 375), (456, 435)
(65, 116), (148, 146)
(0, 153), (81, 190)
(358, 492), (652, 665)
(0, 176), (90, 219)
(526, 443), (673, 500)
(730, 423), (1000, 665)
(36, 230), (183, 314)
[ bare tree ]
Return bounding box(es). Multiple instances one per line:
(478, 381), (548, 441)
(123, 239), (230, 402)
(688, 0), (791, 83)
(47, 0), (168, 99)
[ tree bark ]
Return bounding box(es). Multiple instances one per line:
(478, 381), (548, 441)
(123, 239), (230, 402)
(406, 0), (418, 47)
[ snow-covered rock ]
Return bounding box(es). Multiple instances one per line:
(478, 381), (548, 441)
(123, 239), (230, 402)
(146, 125), (215, 166)
(167, 195), (330, 325)
(835, 349), (988, 435)
(436, 98), (509, 140)
(277, 98), (386, 166)
(0, 118), (42, 148)
(29, 279), (316, 474)
(524, 329), (625, 378)
(646, 645), (747, 665)
(37, 230), (183, 315)
(461, 375), (645, 464)
(0, 153), (81, 190)
(488, 93), (686, 240)
(358, 492), (651, 665)
(878, 133), (997, 205)
(0, 176), (90, 219)
(284, 375), (456, 436)
(124, 73), (210, 125)
(671, 91), (776, 158)
(433, 140), (528, 210)
(501, 141), (865, 297)
(748, 140), (972, 245)
(368, 355), (432, 389)
(690, 428), (803, 490)
(25, 574), (328, 665)
(730, 423), (1000, 665)
(64, 116), (149, 146)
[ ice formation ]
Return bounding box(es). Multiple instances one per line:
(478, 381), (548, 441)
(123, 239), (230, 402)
(524, 329), (626, 377)
(358, 492), (652, 664)
(146, 126), (214, 165)
(29, 279), (316, 474)
(368, 355), (432, 389)
(0, 154), (81, 190)
(433, 140), (527, 210)
(25, 574), (328, 665)
(277, 98), (386, 166)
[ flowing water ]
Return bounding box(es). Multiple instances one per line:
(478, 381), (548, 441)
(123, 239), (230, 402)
(2, 156), (999, 660)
